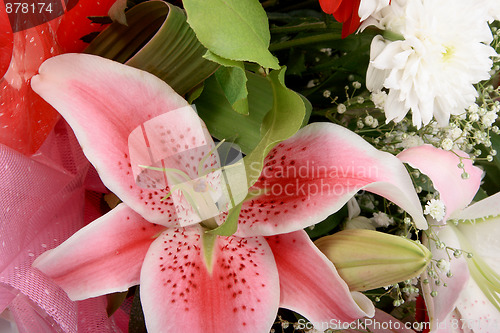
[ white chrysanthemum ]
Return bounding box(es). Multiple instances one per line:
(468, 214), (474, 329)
(479, 0), (500, 21)
(359, 0), (390, 21)
(366, 0), (497, 128)
(424, 199), (446, 221)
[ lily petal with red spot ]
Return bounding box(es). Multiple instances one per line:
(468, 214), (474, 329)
(31, 54), (213, 226)
(140, 226), (279, 333)
(238, 122), (426, 236)
(397, 145), (482, 223)
(266, 230), (375, 328)
(33, 204), (166, 300)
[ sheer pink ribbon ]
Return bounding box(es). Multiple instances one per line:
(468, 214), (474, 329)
(0, 120), (127, 332)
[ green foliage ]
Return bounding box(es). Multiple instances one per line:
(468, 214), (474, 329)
(183, 0), (280, 69)
(244, 67), (307, 187)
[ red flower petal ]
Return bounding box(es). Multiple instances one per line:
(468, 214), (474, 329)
(1, 0), (118, 155)
(319, 0), (361, 38)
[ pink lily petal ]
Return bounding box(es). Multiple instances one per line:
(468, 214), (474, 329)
(451, 191), (500, 221)
(343, 309), (416, 333)
(31, 54), (210, 226)
(397, 145), (482, 222)
(455, 213), (500, 278)
(33, 204), (166, 300)
(367, 309), (416, 332)
(140, 226), (279, 333)
(435, 309), (472, 333)
(422, 226), (470, 330)
(453, 277), (500, 333)
(238, 122), (426, 236)
(266, 230), (374, 328)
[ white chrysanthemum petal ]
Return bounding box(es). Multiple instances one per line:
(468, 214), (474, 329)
(358, 0), (390, 21)
(366, 0), (497, 128)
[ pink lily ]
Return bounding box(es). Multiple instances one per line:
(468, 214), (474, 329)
(398, 145), (500, 332)
(31, 53), (427, 332)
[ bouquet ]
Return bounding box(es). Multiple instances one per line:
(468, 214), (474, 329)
(1, 0), (499, 332)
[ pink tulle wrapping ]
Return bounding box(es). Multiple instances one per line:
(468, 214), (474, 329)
(0, 120), (125, 332)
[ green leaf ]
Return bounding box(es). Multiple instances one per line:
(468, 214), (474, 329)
(207, 203), (243, 236)
(214, 64), (249, 115)
(244, 67), (306, 186)
(183, 0), (279, 69)
(85, 1), (219, 95)
(305, 205), (347, 239)
(201, 232), (218, 273)
(195, 72), (273, 154)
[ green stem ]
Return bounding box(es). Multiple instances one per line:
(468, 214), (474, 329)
(269, 32), (342, 51)
(270, 22), (327, 34)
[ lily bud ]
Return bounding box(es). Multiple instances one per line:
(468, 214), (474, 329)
(315, 229), (431, 291)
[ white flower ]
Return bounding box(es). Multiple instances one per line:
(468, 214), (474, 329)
(436, 258), (451, 273)
(337, 103), (347, 114)
(371, 90), (387, 109)
(398, 133), (424, 149)
(344, 216), (376, 230)
(371, 212), (394, 227)
(448, 127), (463, 141)
(469, 113), (480, 122)
(481, 111), (498, 127)
(440, 138), (453, 151)
(479, 0), (500, 21)
(469, 103), (480, 114)
(365, 0), (497, 128)
(358, 0), (390, 21)
(424, 199), (446, 221)
(364, 115), (375, 126)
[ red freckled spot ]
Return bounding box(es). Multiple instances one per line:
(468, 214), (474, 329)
(233, 308), (238, 313)
(171, 300), (175, 303)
